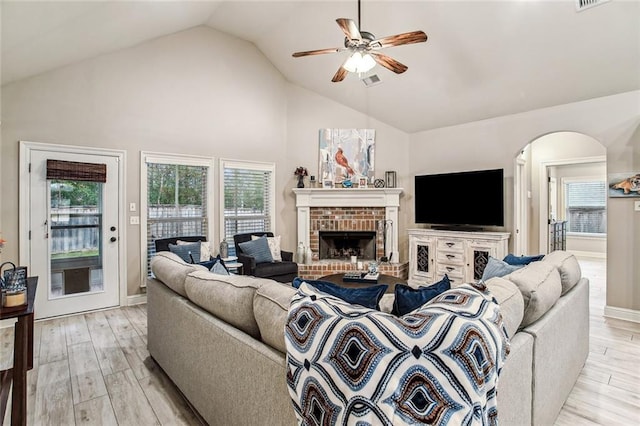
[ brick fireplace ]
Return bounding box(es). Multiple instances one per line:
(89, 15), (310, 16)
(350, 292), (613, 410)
(293, 188), (408, 280)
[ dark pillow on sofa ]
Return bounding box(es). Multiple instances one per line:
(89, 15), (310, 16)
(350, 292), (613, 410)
(293, 277), (388, 310)
(238, 237), (274, 263)
(503, 253), (545, 265)
(168, 242), (200, 263)
(481, 256), (524, 281)
(392, 275), (451, 316)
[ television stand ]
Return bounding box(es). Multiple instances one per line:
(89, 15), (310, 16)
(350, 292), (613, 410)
(408, 228), (510, 286)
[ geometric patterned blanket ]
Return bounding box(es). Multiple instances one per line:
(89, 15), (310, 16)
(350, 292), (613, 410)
(285, 282), (510, 426)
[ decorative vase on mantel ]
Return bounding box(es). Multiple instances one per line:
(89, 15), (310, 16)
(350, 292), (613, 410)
(296, 175), (305, 188)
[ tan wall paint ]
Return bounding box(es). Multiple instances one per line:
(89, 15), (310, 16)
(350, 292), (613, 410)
(0, 25), (410, 298)
(408, 91), (640, 312)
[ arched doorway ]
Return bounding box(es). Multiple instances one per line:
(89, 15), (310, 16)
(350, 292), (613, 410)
(514, 131), (607, 256)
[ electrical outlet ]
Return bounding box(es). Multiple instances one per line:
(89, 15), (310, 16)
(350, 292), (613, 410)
(129, 202), (136, 212)
(130, 216), (140, 225)
(635, 201), (640, 212)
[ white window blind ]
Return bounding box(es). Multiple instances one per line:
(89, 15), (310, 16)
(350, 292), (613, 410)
(220, 160), (275, 255)
(142, 154), (213, 278)
(564, 180), (607, 234)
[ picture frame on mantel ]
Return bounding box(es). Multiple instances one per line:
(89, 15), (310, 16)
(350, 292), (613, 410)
(318, 128), (375, 185)
(358, 177), (368, 188)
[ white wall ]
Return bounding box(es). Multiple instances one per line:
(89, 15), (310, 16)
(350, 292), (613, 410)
(408, 91), (640, 315)
(1, 25), (410, 297)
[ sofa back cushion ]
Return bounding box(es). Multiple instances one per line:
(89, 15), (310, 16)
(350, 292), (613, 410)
(541, 251), (582, 294)
(185, 271), (272, 338)
(484, 277), (525, 338)
(150, 251), (207, 297)
(253, 282), (297, 353)
(505, 261), (562, 327)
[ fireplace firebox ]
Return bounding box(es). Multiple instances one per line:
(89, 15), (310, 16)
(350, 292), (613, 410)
(319, 231), (376, 260)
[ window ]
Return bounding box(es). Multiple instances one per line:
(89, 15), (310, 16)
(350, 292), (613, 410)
(562, 178), (607, 234)
(220, 160), (275, 256)
(141, 153), (214, 278)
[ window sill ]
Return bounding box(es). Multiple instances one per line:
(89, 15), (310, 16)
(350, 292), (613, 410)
(566, 232), (606, 240)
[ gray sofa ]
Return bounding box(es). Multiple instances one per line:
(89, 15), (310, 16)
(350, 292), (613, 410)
(147, 250), (589, 426)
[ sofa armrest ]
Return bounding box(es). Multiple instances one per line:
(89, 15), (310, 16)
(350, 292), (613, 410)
(281, 250), (293, 262)
(237, 253), (257, 275)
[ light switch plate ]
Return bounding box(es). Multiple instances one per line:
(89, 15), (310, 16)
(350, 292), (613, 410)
(635, 201), (640, 211)
(130, 216), (140, 225)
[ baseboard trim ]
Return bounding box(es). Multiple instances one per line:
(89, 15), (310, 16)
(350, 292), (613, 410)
(570, 250), (606, 259)
(127, 293), (147, 306)
(604, 305), (640, 324)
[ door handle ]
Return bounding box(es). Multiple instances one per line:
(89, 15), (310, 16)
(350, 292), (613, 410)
(110, 237), (117, 242)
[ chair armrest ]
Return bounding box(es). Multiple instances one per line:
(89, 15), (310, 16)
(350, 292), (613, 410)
(281, 250), (293, 262)
(237, 253), (256, 274)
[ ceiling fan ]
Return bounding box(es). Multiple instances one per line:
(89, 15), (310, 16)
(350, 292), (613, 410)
(292, 0), (427, 82)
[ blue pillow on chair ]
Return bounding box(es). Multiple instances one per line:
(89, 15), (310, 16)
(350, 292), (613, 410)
(168, 242), (200, 263)
(292, 277), (388, 310)
(503, 253), (544, 265)
(238, 237), (274, 263)
(392, 275), (451, 316)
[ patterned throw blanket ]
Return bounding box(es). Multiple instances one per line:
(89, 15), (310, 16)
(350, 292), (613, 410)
(284, 283), (510, 425)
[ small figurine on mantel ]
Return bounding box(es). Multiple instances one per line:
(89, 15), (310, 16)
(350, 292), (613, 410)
(294, 167), (308, 188)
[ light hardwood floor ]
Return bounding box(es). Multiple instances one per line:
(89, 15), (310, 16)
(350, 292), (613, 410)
(2, 257), (639, 425)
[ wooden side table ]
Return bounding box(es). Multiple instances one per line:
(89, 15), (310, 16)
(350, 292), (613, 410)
(0, 277), (37, 426)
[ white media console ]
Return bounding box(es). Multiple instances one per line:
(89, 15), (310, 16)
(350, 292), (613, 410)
(408, 228), (510, 286)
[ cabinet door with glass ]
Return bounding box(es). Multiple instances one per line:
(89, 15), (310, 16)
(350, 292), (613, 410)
(409, 234), (435, 285)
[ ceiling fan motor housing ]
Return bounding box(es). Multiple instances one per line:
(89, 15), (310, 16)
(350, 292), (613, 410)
(344, 30), (375, 48)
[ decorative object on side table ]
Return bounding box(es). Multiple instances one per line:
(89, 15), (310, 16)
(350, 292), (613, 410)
(294, 166), (308, 188)
(219, 240), (229, 259)
(1, 261), (28, 309)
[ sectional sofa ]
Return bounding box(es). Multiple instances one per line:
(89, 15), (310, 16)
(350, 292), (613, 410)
(147, 250), (589, 425)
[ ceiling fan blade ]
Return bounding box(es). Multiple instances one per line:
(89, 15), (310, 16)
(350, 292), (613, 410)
(370, 30), (427, 49)
(331, 65), (349, 83)
(292, 47), (344, 58)
(336, 18), (362, 41)
(370, 52), (408, 74)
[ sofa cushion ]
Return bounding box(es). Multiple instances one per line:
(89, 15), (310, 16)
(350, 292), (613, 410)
(185, 270), (275, 338)
(239, 237), (274, 263)
(253, 282), (297, 353)
(504, 261), (562, 327)
(481, 256), (524, 281)
(150, 251), (208, 297)
(392, 275), (451, 316)
(541, 251), (582, 294)
(484, 276), (525, 338)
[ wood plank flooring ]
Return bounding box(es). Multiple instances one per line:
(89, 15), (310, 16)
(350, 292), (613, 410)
(1, 257), (638, 425)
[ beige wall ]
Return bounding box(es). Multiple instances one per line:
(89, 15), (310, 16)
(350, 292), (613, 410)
(408, 91), (640, 314)
(0, 25), (410, 299)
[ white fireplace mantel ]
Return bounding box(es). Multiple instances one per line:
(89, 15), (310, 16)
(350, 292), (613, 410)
(292, 188), (403, 263)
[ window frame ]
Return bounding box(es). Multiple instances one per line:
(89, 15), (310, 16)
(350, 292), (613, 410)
(140, 152), (215, 285)
(218, 159), (276, 253)
(559, 175), (607, 238)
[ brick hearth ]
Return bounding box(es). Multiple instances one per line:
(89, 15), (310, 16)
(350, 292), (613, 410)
(298, 260), (409, 281)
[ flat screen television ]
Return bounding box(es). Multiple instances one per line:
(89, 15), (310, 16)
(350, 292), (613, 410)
(415, 168), (504, 229)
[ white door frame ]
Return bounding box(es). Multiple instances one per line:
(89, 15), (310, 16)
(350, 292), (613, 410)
(513, 156), (528, 255)
(19, 141), (127, 310)
(538, 156), (606, 253)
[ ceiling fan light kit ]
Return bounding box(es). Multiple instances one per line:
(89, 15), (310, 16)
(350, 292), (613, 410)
(292, 0), (427, 82)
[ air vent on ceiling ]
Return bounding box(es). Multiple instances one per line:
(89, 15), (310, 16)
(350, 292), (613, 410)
(576, 0), (610, 12)
(361, 74), (382, 87)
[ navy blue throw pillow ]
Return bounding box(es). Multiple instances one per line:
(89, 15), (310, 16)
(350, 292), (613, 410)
(503, 253), (545, 266)
(292, 277), (388, 310)
(392, 275), (451, 316)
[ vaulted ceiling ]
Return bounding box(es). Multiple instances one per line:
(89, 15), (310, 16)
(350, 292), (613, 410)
(2, 1), (639, 133)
